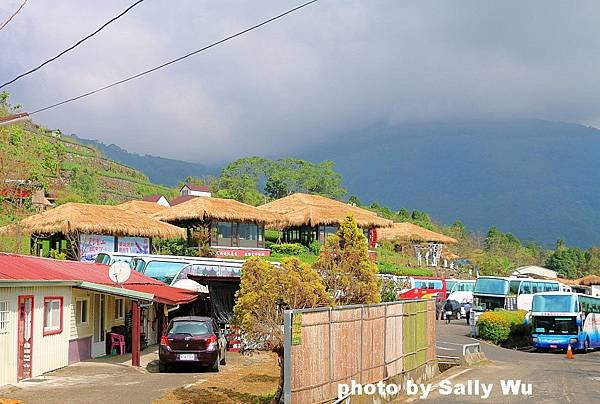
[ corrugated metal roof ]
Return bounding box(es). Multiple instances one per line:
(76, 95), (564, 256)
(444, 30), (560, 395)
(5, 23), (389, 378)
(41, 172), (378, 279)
(0, 253), (198, 305)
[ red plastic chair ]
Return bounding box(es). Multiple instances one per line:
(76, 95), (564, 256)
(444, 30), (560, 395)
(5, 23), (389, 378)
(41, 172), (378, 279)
(108, 332), (125, 355)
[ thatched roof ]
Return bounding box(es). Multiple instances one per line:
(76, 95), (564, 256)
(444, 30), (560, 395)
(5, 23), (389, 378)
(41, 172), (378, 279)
(378, 222), (458, 244)
(153, 196), (282, 225)
(258, 193), (393, 229)
(576, 275), (600, 286)
(118, 200), (168, 216)
(2, 203), (185, 238)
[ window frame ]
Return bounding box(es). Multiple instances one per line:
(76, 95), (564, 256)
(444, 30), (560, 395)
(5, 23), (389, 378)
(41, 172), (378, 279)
(43, 296), (64, 336)
(75, 298), (89, 326)
(114, 298), (124, 320)
(0, 300), (9, 334)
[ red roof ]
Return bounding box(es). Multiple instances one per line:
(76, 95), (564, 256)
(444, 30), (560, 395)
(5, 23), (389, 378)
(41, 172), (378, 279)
(170, 195), (197, 206)
(0, 253), (198, 305)
(142, 194), (165, 203)
(182, 183), (211, 193)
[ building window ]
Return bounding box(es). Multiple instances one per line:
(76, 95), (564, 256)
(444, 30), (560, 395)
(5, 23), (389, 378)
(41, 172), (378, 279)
(0, 301), (8, 333)
(217, 221), (233, 246)
(181, 188), (189, 196)
(43, 297), (63, 336)
(238, 223), (259, 248)
(114, 298), (124, 320)
(76, 298), (89, 325)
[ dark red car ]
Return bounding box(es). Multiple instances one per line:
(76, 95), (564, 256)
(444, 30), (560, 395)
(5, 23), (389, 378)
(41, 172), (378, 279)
(159, 316), (227, 372)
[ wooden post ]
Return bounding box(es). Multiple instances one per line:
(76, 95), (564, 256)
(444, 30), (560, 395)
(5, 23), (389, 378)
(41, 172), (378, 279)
(132, 301), (141, 367)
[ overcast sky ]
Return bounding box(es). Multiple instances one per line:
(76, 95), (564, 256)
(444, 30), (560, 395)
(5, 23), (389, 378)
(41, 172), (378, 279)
(2, 0), (600, 164)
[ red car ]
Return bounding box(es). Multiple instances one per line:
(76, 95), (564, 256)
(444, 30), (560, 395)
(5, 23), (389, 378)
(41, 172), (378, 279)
(159, 316), (227, 372)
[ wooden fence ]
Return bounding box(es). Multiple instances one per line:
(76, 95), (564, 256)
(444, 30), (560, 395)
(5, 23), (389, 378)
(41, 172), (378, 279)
(283, 299), (436, 403)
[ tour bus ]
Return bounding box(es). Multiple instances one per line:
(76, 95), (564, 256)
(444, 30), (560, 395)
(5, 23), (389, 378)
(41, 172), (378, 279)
(531, 292), (600, 352)
(397, 276), (446, 300)
(446, 279), (476, 303)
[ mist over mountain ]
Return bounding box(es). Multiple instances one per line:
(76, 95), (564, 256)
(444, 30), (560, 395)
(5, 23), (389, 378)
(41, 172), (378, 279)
(300, 119), (600, 247)
(74, 120), (599, 247)
(72, 136), (217, 186)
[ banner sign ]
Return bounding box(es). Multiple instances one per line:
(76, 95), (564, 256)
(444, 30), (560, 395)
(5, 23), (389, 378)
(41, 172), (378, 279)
(79, 234), (115, 262)
(214, 247), (270, 258)
(117, 237), (150, 254)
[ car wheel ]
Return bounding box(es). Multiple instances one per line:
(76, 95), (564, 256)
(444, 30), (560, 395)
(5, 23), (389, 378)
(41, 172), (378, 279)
(457, 312), (461, 320)
(158, 362), (167, 373)
(211, 355), (220, 372)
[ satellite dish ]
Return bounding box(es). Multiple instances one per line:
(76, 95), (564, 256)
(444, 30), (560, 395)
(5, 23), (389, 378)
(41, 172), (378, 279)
(108, 261), (131, 285)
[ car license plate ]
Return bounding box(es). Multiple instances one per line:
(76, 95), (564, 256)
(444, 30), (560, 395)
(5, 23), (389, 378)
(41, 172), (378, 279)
(179, 354), (195, 361)
(549, 344), (557, 349)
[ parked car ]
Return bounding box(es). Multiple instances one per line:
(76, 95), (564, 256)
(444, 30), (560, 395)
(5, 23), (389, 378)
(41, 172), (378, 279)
(159, 316), (227, 372)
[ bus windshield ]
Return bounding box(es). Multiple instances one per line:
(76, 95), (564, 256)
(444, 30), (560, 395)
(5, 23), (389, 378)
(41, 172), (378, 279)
(474, 278), (509, 295)
(143, 261), (189, 285)
(532, 294), (578, 313)
(413, 279), (443, 289)
(453, 282), (474, 292)
(446, 280), (457, 292)
(532, 316), (578, 335)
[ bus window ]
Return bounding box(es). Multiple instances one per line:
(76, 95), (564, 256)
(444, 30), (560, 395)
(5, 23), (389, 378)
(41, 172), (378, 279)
(520, 281), (532, 294)
(509, 280), (521, 295)
(547, 283), (559, 292)
(531, 282), (542, 294)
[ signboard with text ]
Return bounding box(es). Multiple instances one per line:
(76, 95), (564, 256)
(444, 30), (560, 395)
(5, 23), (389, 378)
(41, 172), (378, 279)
(117, 237), (150, 255)
(214, 247), (270, 258)
(79, 234), (115, 262)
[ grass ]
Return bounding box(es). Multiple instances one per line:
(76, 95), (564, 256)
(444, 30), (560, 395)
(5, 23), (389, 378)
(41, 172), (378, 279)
(377, 263), (434, 276)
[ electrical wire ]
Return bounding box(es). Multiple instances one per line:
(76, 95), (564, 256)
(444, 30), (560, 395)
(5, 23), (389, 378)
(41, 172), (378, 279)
(0, 0), (146, 89)
(29, 0), (319, 116)
(0, 0), (29, 32)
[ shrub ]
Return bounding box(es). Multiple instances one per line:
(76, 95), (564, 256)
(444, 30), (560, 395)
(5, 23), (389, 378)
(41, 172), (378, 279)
(478, 310), (527, 344)
(308, 240), (321, 255)
(377, 263), (434, 277)
(270, 243), (307, 256)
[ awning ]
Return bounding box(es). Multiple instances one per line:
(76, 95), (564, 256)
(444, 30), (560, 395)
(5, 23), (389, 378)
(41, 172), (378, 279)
(125, 284), (200, 306)
(78, 281), (154, 302)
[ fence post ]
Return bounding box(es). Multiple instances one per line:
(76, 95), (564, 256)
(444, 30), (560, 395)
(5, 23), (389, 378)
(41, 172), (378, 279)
(283, 310), (292, 404)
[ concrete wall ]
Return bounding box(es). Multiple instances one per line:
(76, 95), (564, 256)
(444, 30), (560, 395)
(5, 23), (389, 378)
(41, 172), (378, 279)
(0, 286), (71, 387)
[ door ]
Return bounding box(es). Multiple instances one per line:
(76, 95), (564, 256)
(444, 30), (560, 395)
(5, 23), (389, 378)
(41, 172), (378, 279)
(17, 296), (34, 381)
(92, 294), (106, 357)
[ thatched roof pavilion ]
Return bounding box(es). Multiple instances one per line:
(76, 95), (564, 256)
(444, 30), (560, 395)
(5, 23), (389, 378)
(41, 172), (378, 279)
(576, 275), (600, 286)
(118, 200), (169, 216)
(258, 193), (393, 229)
(154, 196), (281, 225)
(7, 202), (185, 239)
(257, 193), (392, 246)
(378, 222), (458, 244)
(153, 196), (283, 253)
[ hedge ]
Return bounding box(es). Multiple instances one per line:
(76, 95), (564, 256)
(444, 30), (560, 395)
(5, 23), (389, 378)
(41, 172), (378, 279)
(478, 310), (527, 344)
(269, 243), (307, 256)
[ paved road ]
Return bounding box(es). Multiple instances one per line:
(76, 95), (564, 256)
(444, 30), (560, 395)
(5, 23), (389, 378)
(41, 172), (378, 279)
(427, 320), (600, 403)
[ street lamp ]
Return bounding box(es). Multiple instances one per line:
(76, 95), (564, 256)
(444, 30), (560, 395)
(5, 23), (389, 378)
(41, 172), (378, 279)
(0, 112), (29, 127)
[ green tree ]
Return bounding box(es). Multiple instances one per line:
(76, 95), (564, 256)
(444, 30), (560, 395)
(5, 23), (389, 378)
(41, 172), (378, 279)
(347, 195), (362, 206)
(313, 215), (380, 305)
(68, 166), (99, 203)
(545, 247), (586, 279)
(234, 257), (331, 402)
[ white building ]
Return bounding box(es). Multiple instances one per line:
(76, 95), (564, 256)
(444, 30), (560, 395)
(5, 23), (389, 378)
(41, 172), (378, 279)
(179, 183), (212, 198)
(142, 194), (171, 207)
(512, 265), (557, 279)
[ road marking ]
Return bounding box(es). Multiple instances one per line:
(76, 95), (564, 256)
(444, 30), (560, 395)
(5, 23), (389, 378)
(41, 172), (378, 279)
(436, 346), (454, 351)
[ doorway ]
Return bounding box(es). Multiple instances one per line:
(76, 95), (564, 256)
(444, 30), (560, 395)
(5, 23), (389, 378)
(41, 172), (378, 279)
(17, 295), (34, 381)
(92, 294), (106, 357)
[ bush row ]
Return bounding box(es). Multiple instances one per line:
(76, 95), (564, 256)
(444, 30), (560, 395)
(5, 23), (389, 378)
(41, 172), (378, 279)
(478, 309), (529, 344)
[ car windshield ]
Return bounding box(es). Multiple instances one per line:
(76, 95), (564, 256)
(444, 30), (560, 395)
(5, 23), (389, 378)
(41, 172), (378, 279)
(532, 294), (578, 313)
(143, 261), (188, 284)
(474, 278), (509, 295)
(169, 321), (211, 335)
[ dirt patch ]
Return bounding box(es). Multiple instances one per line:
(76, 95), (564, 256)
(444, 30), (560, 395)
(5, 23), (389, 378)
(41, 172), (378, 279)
(156, 351), (279, 404)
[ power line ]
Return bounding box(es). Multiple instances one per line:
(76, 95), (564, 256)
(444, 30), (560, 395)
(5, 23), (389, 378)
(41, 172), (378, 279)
(29, 0), (319, 116)
(0, 0), (146, 89)
(0, 0), (29, 32)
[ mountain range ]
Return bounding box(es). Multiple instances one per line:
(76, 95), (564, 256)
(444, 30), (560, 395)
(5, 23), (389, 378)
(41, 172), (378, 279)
(74, 120), (600, 247)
